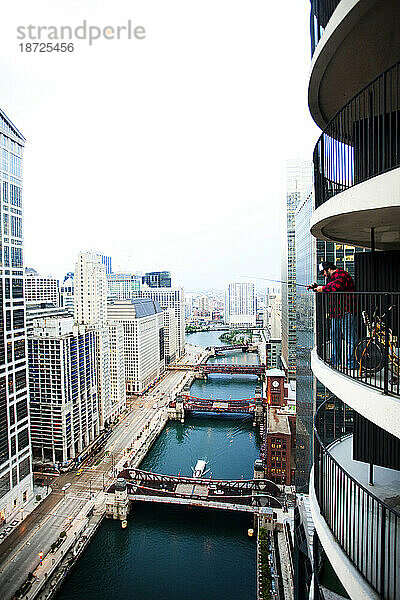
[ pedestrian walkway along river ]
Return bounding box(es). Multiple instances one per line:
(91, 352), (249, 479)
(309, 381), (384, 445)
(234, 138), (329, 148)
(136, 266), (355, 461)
(56, 331), (261, 600)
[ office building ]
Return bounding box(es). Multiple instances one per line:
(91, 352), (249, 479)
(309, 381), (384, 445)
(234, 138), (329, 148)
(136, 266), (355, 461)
(307, 3), (400, 598)
(281, 160), (313, 380)
(266, 339), (282, 369)
(0, 109), (33, 524)
(108, 322), (126, 418)
(266, 289), (282, 339)
(74, 251), (112, 426)
(263, 370), (296, 486)
(28, 317), (99, 464)
(60, 273), (74, 311)
(132, 288), (185, 358)
(24, 272), (59, 306)
(162, 308), (178, 364)
(225, 282), (256, 327)
(107, 273), (141, 300)
(142, 271), (171, 288)
(101, 254), (112, 275)
(107, 299), (165, 398)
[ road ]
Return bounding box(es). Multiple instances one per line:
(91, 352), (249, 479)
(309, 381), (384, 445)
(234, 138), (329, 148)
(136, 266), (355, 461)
(0, 344), (207, 600)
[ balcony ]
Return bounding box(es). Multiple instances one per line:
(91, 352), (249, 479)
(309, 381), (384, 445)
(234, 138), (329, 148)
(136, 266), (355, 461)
(309, 0), (400, 130)
(311, 60), (400, 249)
(310, 398), (400, 599)
(313, 292), (400, 437)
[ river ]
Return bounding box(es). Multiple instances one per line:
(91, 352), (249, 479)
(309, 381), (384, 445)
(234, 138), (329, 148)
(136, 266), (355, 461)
(56, 330), (260, 600)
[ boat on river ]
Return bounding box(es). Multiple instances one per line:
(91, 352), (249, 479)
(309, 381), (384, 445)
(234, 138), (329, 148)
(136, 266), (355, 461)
(192, 459), (208, 478)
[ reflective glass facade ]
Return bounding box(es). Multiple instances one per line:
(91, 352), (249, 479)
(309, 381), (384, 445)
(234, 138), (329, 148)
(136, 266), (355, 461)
(0, 109), (32, 523)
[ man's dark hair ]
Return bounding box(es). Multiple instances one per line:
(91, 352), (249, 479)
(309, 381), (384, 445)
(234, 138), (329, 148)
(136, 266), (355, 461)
(319, 261), (336, 272)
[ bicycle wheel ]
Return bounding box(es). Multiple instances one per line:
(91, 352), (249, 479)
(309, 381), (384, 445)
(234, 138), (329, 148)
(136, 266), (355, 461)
(355, 338), (384, 374)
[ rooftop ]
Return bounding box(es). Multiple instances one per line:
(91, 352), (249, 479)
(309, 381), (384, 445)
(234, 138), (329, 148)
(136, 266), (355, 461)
(267, 407), (291, 436)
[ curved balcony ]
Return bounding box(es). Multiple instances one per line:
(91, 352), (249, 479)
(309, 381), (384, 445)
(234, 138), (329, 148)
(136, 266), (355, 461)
(311, 60), (400, 249)
(309, 0), (400, 130)
(310, 398), (400, 599)
(314, 292), (400, 437)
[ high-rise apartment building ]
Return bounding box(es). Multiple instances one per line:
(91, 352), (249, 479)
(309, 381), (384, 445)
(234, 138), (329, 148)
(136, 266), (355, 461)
(107, 273), (141, 300)
(0, 109), (33, 524)
(24, 272), (59, 306)
(281, 160), (313, 381)
(107, 299), (164, 397)
(74, 251), (112, 426)
(28, 317), (99, 464)
(306, 4), (400, 599)
(225, 282), (256, 327)
(142, 271), (171, 288)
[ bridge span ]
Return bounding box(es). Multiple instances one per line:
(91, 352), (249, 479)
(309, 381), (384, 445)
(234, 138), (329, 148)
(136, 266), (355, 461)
(167, 363), (265, 376)
(107, 468), (282, 515)
(173, 394), (261, 414)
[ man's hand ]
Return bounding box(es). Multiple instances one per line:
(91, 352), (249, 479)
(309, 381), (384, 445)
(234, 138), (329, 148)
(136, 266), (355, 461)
(315, 286), (324, 292)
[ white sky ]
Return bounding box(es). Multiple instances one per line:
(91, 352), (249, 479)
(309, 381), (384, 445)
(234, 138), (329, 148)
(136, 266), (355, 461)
(0, 0), (320, 290)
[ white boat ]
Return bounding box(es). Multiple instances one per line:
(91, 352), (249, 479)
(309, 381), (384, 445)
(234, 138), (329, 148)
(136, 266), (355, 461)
(192, 459), (207, 478)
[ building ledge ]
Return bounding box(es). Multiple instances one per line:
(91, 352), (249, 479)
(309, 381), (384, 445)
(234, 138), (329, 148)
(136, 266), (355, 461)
(329, 435), (400, 511)
(311, 348), (400, 439)
(310, 168), (400, 249)
(309, 468), (380, 600)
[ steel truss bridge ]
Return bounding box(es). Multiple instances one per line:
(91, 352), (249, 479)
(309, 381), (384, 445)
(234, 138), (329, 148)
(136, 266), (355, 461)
(113, 468), (282, 512)
(176, 394), (258, 414)
(207, 344), (250, 353)
(167, 363), (265, 376)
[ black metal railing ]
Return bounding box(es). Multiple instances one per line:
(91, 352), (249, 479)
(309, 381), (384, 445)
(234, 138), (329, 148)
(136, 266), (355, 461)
(310, 0), (341, 56)
(314, 399), (400, 599)
(316, 292), (400, 397)
(313, 60), (400, 208)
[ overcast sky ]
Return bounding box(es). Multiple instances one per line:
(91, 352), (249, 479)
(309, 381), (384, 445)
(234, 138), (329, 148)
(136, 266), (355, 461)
(0, 0), (320, 291)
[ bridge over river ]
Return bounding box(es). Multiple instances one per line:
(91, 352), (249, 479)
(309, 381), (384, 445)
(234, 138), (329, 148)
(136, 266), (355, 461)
(170, 394), (264, 414)
(107, 468), (282, 516)
(167, 363), (265, 376)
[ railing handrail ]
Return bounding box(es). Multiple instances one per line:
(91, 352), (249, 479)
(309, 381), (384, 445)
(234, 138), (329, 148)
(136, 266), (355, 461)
(316, 58), (400, 134)
(314, 399), (399, 520)
(314, 291), (400, 295)
(313, 59), (400, 209)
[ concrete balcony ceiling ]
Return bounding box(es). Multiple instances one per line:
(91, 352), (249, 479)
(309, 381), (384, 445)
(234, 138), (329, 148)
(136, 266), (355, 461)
(311, 348), (400, 438)
(310, 168), (400, 249)
(309, 0), (400, 130)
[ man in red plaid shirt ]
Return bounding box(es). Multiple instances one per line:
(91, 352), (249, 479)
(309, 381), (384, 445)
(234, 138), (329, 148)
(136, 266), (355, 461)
(314, 262), (357, 369)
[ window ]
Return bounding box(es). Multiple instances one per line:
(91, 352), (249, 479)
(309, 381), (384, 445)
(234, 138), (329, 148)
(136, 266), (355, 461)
(18, 428), (29, 451)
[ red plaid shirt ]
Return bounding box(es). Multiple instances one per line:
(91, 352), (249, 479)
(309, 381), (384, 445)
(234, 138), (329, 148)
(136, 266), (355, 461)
(322, 269), (356, 316)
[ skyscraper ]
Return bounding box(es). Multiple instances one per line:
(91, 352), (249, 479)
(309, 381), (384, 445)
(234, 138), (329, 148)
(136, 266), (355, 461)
(0, 109), (33, 524)
(74, 251), (112, 426)
(28, 317), (99, 464)
(225, 282), (256, 327)
(281, 160), (313, 380)
(132, 288), (185, 358)
(107, 299), (164, 398)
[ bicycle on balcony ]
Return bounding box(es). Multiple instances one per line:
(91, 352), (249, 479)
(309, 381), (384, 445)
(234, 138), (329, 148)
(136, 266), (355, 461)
(354, 306), (399, 381)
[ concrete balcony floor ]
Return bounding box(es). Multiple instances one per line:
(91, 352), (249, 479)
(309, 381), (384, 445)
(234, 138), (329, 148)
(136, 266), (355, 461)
(329, 436), (400, 513)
